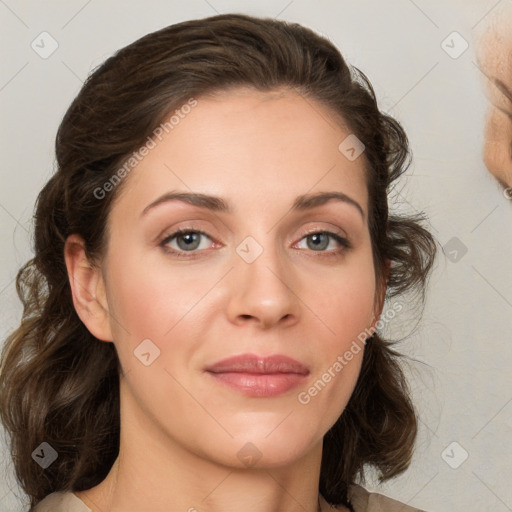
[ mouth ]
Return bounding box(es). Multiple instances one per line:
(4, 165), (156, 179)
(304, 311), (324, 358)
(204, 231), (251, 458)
(204, 353), (310, 398)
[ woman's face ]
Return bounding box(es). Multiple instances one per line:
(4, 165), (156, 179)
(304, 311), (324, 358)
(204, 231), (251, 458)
(88, 87), (382, 468)
(478, 9), (512, 193)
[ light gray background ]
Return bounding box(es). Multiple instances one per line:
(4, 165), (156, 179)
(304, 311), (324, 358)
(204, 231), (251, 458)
(1, 1), (512, 511)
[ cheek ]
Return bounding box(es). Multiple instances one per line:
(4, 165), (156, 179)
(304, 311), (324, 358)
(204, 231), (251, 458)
(304, 255), (376, 399)
(319, 282), (373, 378)
(105, 249), (205, 336)
(310, 259), (377, 342)
(483, 108), (512, 185)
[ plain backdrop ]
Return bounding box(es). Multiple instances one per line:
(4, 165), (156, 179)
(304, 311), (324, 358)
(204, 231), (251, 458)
(1, 1), (512, 511)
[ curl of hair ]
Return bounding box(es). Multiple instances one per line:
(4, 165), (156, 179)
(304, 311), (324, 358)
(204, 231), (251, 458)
(0, 13), (437, 510)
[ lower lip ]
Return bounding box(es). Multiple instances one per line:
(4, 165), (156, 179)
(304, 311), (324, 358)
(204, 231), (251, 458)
(207, 371), (308, 397)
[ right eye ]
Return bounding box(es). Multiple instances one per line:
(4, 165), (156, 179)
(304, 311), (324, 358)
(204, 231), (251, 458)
(159, 229), (217, 257)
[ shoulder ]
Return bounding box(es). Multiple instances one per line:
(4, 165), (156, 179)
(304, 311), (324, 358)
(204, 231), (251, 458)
(349, 484), (428, 512)
(31, 491), (92, 512)
(320, 484), (428, 512)
(35, 487), (428, 512)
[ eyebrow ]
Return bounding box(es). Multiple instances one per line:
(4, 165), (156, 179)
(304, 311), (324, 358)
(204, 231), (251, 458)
(140, 190), (365, 220)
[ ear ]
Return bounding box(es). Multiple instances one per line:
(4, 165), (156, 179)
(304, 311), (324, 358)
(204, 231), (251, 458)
(369, 258), (390, 332)
(64, 234), (113, 341)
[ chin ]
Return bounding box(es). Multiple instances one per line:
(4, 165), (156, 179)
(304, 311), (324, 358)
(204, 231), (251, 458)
(205, 428), (320, 470)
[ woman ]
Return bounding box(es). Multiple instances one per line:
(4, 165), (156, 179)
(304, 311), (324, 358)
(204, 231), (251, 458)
(478, 2), (512, 198)
(0, 13), (436, 512)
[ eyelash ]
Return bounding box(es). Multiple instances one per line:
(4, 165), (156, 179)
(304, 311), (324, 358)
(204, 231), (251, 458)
(158, 227), (352, 259)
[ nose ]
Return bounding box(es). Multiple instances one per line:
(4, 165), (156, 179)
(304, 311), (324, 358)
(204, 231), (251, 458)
(225, 240), (300, 330)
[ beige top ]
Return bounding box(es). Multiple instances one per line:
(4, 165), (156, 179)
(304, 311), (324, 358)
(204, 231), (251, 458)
(31, 485), (426, 511)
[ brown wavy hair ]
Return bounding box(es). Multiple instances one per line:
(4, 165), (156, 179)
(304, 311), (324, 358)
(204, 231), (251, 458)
(0, 13), (437, 511)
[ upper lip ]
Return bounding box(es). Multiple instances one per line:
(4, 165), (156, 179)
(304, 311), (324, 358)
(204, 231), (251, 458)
(205, 354), (310, 375)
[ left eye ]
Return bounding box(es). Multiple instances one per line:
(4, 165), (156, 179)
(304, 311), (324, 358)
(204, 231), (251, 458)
(295, 231), (349, 252)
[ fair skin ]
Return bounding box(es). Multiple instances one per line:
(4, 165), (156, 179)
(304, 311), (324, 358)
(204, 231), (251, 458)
(65, 87), (385, 512)
(478, 5), (512, 192)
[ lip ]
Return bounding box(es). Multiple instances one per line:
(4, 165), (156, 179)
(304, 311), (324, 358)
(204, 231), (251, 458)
(205, 354), (310, 398)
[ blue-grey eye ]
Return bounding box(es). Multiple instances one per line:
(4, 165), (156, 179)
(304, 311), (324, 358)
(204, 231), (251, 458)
(307, 233), (330, 251)
(161, 230), (212, 253)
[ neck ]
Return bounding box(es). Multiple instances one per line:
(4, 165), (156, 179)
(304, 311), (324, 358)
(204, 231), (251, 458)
(76, 387), (331, 512)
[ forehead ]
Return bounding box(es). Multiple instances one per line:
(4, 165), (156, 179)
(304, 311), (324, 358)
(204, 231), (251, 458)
(110, 87), (369, 221)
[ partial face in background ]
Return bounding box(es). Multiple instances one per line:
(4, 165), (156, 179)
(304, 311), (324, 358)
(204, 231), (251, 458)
(478, 5), (512, 196)
(79, 87), (384, 469)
